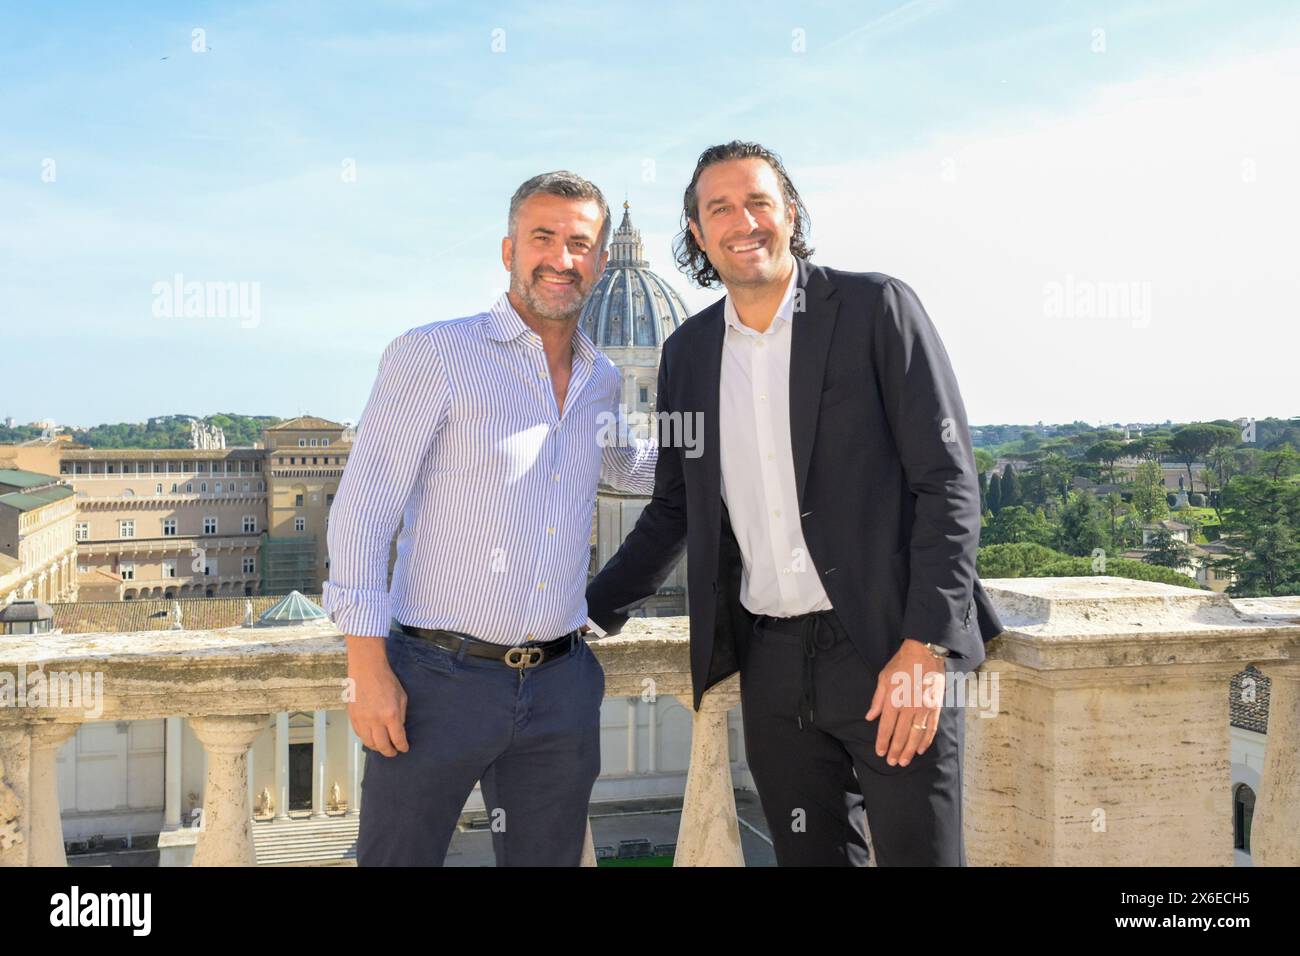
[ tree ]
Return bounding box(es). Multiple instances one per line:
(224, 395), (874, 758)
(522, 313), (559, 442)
(1170, 423), (1238, 497)
(1087, 440), (1126, 483)
(984, 505), (1052, 545)
(1219, 474), (1300, 596)
(1053, 490), (1109, 557)
(987, 472), (1002, 514)
(1131, 459), (1170, 524)
(1001, 464), (1022, 509)
(1144, 529), (1193, 571)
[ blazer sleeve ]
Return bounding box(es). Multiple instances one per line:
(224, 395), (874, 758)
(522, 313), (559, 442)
(584, 344), (689, 635)
(872, 277), (982, 654)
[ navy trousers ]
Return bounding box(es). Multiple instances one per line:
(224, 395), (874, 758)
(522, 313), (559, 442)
(356, 622), (605, 866)
(738, 611), (966, 866)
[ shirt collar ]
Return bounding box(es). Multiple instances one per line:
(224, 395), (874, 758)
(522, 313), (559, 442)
(722, 262), (799, 335)
(484, 291), (598, 366)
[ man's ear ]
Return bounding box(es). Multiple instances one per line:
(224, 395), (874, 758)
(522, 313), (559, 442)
(688, 218), (703, 248)
(501, 235), (513, 272)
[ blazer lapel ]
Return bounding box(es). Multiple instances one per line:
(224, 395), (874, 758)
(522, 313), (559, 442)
(697, 299), (726, 539)
(789, 256), (839, 506)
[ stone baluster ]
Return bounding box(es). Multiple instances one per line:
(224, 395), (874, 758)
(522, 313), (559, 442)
(28, 723), (78, 866)
(189, 714), (269, 866)
(674, 676), (743, 867)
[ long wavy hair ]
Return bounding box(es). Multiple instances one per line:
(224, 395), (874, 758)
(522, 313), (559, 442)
(673, 141), (814, 288)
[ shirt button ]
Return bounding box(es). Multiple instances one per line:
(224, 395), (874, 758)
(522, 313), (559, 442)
(759, 394), (767, 402)
(773, 510), (781, 518)
(553, 473), (561, 482)
(756, 340), (765, 349)
(783, 568), (790, 574)
(547, 526), (555, 535)
(537, 582), (546, 590)
(766, 453), (774, 460)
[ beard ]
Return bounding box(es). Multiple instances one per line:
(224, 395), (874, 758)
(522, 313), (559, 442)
(509, 257), (591, 323)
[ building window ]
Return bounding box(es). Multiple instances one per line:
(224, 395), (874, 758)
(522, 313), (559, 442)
(170, 482), (179, 493)
(162, 559), (176, 578)
(322, 438), (330, 447)
(310, 438), (318, 446)
(243, 515), (257, 533)
(119, 520), (135, 538)
(639, 386), (649, 404)
(75, 523), (89, 541)
(200, 481), (208, 493)
(203, 558), (216, 577)
(215, 482), (223, 494)
(295, 493), (304, 507)
(242, 481), (250, 492)
(243, 556), (256, 574)
(185, 482), (193, 493)
(299, 439), (306, 447)
(78, 564), (88, 574)
(203, 517), (218, 535)
(162, 519), (177, 536)
(326, 493), (334, 507)
(155, 483), (163, 495)
(257, 481), (265, 492)
(120, 561), (135, 580)
(294, 517), (305, 532)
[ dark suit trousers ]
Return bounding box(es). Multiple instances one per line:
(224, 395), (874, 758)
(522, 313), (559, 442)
(738, 611), (966, 866)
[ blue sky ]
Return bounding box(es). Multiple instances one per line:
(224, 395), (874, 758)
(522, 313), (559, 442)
(2, 0), (1298, 429)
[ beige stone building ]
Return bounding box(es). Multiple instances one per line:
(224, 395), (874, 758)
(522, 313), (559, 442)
(0, 469), (79, 605)
(58, 448), (266, 601)
(261, 416), (350, 594)
(0, 416), (352, 602)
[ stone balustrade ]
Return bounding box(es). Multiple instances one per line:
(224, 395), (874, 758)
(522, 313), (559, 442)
(0, 576), (1296, 867)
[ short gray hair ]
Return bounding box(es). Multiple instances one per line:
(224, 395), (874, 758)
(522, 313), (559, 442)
(508, 170), (611, 252)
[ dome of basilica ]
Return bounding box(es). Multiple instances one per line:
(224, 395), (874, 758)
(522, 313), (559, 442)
(579, 202), (689, 349)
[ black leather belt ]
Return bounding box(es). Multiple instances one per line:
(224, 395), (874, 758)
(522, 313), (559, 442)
(753, 610), (845, 730)
(398, 623), (579, 669)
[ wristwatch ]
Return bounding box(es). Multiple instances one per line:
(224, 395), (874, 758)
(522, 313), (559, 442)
(921, 642), (951, 659)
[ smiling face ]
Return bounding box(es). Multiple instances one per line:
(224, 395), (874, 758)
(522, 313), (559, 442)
(502, 193), (608, 325)
(688, 156), (796, 290)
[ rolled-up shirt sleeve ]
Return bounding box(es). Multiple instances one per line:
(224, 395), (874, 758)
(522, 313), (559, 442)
(323, 329), (451, 638)
(599, 401), (658, 495)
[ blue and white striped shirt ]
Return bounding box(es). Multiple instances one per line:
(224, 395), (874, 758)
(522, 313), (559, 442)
(322, 293), (657, 644)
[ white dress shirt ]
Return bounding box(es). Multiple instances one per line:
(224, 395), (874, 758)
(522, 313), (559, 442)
(719, 264), (834, 617)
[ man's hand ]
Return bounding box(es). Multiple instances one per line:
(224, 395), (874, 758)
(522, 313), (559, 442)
(865, 638), (946, 767)
(346, 635), (409, 757)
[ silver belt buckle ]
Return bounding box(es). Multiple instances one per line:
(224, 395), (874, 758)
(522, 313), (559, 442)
(503, 646), (544, 669)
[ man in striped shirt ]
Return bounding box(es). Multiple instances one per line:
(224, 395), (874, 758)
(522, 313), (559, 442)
(323, 171), (655, 866)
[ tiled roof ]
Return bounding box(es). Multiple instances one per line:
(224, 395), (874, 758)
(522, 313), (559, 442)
(265, 416), (346, 431)
(50, 594), (325, 633)
(61, 448), (263, 459)
(1230, 666), (1270, 734)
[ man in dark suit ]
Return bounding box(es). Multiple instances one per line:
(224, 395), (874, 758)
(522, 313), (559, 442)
(585, 141), (1003, 866)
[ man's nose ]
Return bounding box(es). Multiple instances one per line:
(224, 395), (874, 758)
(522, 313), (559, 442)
(544, 246), (576, 273)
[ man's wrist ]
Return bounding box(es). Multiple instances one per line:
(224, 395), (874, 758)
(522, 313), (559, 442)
(902, 637), (950, 659)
